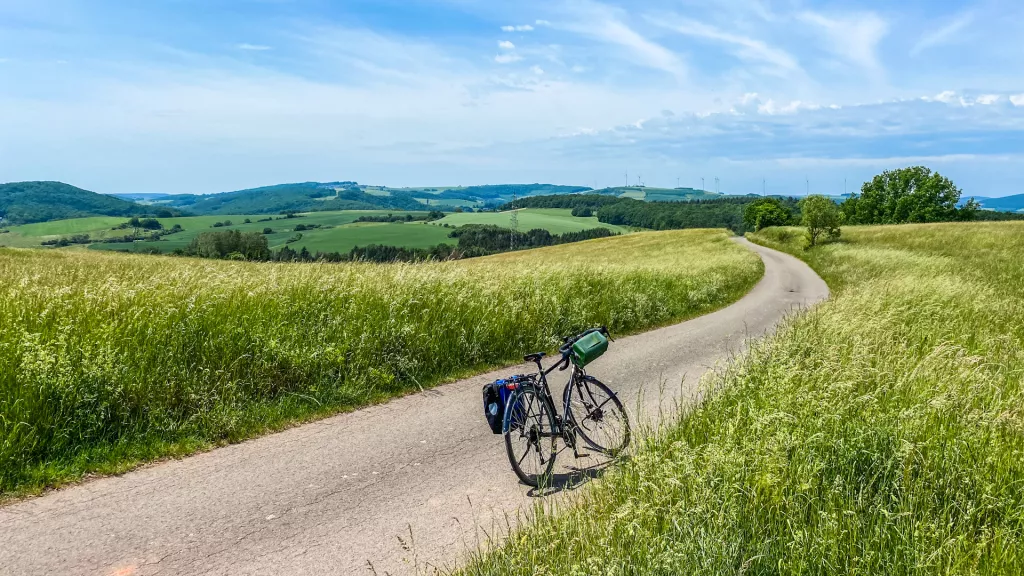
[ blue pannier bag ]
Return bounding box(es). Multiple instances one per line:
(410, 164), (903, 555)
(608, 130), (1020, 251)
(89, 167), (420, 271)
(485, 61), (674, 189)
(482, 375), (529, 434)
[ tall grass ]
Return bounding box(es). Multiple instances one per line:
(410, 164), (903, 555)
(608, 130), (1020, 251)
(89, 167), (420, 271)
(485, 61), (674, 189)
(461, 222), (1024, 575)
(0, 229), (762, 497)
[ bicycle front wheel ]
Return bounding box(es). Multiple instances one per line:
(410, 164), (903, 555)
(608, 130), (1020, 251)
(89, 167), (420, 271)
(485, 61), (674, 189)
(564, 376), (631, 456)
(504, 387), (557, 487)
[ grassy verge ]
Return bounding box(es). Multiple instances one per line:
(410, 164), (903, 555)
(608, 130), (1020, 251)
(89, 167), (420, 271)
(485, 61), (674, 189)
(461, 222), (1024, 575)
(0, 229), (762, 498)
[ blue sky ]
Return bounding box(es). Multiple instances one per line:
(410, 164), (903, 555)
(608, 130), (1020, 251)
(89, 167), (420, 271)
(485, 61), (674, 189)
(1, 0), (1023, 197)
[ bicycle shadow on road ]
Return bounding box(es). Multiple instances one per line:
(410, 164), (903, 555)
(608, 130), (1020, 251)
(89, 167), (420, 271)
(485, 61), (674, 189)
(525, 455), (631, 497)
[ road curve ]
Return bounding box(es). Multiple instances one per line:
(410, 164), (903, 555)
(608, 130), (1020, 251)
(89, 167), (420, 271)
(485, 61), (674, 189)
(0, 239), (828, 576)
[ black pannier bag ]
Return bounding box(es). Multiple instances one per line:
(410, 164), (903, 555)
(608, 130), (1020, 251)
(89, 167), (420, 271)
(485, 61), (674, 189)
(482, 381), (505, 434)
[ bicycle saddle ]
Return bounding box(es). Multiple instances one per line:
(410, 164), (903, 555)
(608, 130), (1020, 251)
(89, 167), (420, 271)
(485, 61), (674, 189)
(523, 352), (547, 363)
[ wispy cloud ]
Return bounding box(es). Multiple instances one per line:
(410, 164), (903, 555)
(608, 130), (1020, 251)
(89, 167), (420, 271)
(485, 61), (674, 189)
(653, 16), (800, 75)
(799, 11), (888, 78)
(494, 53), (522, 64)
(498, 40), (515, 50)
(910, 12), (974, 56)
(562, 1), (685, 79)
(501, 25), (534, 32)
(236, 43), (272, 51)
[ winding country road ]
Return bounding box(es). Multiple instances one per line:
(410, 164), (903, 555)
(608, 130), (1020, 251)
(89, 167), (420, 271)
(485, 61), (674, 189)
(0, 239), (828, 576)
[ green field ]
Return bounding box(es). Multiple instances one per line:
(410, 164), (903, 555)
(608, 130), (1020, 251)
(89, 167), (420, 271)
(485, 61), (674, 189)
(0, 211), (432, 253)
(0, 230), (762, 497)
(415, 197), (483, 208)
(1, 208), (622, 255)
(266, 221), (454, 253)
(462, 222), (1024, 575)
(435, 208), (631, 234)
(596, 186), (722, 202)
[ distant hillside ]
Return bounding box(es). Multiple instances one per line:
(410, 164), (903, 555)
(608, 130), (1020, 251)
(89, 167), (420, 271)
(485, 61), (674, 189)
(595, 186), (724, 201)
(157, 183), (425, 215)
(111, 193), (175, 203)
(976, 194), (1024, 213)
(0, 181), (154, 226)
(152, 182), (595, 215)
(453, 184), (591, 199)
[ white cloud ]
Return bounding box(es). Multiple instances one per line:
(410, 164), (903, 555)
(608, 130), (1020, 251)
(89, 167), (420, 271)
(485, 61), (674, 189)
(494, 53), (523, 64)
(531, 65), (545, 75)
(799, 11), (888, 77)
(931, 90), (958, 104)
(1012, 95), (1024, 107)
(535, 20), (552, 26)
(976, 94), (1000, 105)
(654, 17), (800, 74)
(757, 99), (809, 115)
(911, 12), (974, 56)
(501, 25), (535, 32)
(236, 43), (272, 51)
(499, 41), (515, 50)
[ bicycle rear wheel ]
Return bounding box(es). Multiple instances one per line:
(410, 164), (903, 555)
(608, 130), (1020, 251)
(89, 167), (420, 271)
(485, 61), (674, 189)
(504, 387), (557, 487)
(564, 376), (631, 456)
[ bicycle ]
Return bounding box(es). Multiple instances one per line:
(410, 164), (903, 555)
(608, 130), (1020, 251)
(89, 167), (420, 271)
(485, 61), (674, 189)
(499, 327), (631, 487)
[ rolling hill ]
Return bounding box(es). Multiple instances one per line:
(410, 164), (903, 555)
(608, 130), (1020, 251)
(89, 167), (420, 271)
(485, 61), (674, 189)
(0, 181), (155, 226)
(153, 183), (424, 215)
(147, 182), (596, 215)
(976, 193), (1024, 212)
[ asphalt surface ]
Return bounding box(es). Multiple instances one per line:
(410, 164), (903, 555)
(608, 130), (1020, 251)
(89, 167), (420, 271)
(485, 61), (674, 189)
(0, 238), (828, 576)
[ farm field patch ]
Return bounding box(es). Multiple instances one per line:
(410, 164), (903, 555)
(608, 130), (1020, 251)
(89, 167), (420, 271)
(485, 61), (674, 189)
(435, 208), (631, 235)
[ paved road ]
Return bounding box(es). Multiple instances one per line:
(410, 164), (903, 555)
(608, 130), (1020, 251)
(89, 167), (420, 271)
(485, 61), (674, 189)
(0, 239), (828, 576)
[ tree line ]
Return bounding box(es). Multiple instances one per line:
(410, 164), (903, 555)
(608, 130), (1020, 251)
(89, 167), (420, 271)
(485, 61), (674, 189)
(508, 166), (1000, 241)
(174, 224), (617, 263)
(505, 194), (799, 234)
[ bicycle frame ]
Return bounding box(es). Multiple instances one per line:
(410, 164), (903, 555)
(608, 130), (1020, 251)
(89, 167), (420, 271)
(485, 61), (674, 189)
(501, 353), (588, 451)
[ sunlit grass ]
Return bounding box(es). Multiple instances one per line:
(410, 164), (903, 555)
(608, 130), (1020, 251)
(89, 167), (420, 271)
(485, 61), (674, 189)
(460, 222), (1024, 575)
(0, 229), (762, 497)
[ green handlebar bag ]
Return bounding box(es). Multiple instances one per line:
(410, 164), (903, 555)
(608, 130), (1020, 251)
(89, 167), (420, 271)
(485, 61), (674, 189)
(572, 331), (608, 367)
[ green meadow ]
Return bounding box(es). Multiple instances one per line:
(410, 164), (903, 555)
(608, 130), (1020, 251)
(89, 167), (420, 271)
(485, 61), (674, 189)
(435, 208), (631, 235)
(462, 222), (1024, 575)
(0, 208), (625, 255)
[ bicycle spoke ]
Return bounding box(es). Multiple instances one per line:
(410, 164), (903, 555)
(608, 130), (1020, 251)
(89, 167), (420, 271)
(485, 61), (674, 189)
(564, 378), (630, 456)
(516, 442), (532, 467)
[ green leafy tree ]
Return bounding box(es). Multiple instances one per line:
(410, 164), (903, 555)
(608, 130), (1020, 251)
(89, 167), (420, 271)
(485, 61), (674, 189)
(743, 198), (793, 231)
(184, 230), (270, 260)
(801, 195), (842, 247)
(842, 166), (977, 224)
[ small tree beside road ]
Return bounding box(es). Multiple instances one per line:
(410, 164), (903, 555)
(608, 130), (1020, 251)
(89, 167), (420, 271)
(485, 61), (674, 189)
(801, 195), (842, 247)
